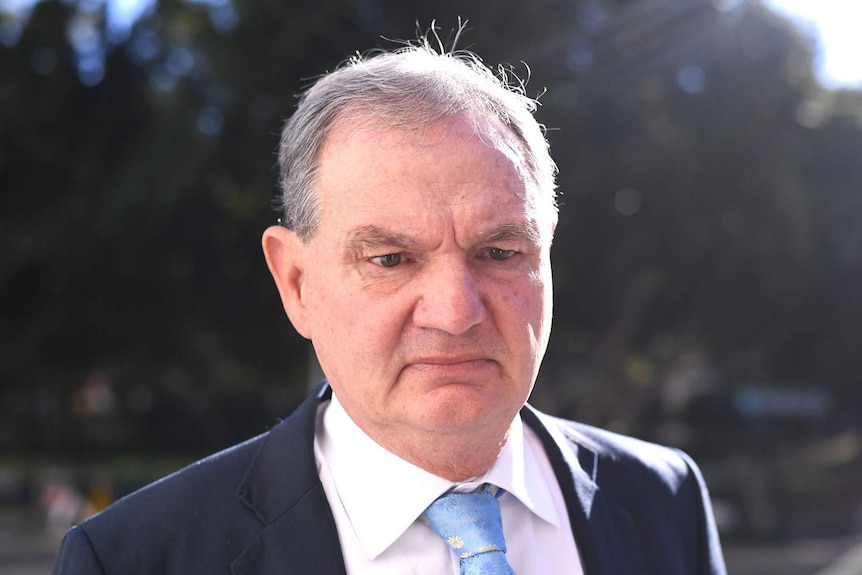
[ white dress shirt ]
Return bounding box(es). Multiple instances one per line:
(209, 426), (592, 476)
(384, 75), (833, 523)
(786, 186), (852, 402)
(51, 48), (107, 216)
(313, 394), (584, 574)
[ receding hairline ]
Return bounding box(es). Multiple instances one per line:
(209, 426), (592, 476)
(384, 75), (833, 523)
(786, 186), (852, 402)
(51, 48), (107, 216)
(314, 104), (547, 197)
(276, 44), (558, 241)
(310, 112), (558, 247)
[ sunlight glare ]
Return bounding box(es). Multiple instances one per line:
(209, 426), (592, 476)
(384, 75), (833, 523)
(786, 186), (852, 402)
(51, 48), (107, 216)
(765, 0), (862, 89)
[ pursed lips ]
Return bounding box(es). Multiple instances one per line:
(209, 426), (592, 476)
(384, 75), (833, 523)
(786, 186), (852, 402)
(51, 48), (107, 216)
(404, 355), (497, 373)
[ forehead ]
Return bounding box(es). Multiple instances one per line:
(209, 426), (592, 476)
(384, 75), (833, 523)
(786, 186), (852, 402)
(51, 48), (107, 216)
(313, 113), (545, 221)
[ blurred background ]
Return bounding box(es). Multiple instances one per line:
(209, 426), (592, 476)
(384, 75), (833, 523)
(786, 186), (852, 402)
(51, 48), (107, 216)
(1, 0), (861, 573)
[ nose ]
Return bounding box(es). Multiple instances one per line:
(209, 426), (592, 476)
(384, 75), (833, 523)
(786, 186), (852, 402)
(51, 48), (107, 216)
(412, 259), (486, 335)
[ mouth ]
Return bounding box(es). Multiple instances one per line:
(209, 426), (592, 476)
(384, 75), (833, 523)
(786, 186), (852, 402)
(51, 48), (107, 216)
(409, 353), (491, 364)
(404, 356), (497, 375)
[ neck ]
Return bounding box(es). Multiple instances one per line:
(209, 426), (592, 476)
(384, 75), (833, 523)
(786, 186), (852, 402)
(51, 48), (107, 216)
(365, 421), (513, 482)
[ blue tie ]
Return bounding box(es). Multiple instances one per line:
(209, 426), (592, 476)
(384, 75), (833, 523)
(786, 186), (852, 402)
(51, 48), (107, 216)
(421, 483), (517, 575)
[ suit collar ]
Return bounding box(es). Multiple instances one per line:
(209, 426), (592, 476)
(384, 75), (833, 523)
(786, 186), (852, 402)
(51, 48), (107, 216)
(237, 383), (329, 523)
(230, 384), (646, 575)
(521, 405), (649, 575)
(232, 384), (347, 575)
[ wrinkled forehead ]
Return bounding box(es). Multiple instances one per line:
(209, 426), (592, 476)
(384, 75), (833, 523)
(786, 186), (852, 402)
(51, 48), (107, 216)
(316, 110), (557, 237)
(326, 106), (539, 192)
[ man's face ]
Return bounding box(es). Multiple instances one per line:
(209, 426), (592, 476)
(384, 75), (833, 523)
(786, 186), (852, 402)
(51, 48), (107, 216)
(279, 113), (554, 445)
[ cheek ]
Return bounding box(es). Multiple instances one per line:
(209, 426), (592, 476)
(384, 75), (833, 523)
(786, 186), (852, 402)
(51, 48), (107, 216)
(498, 274), (548, 322)
(497, 276), (552, 360)
(310, 284), (405, 360)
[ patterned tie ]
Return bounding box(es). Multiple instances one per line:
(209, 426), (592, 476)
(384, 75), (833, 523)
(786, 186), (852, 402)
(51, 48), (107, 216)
(421, 483), (517, 575)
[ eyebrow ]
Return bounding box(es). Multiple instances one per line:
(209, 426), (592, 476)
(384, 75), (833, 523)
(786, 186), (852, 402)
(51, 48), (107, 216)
(345, 226), (423, 253)
(344, 221), (542, 255)
(477, 221), (542, 246)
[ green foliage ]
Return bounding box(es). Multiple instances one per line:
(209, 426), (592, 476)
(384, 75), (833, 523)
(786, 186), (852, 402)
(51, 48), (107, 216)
(2, 0), (862, 541)
(2, 2), (861, 524)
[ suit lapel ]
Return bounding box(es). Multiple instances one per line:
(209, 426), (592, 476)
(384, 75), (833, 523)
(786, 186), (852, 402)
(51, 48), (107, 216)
(521, 407), (649, 575)
(230, 486), (346, 575)
(228, 386), (647, 575)
(231, 385), (347, 575)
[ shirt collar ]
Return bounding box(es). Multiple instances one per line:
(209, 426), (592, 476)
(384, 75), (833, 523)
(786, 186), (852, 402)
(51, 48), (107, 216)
(318, 394), (559, 560)
(481, 415), (560, 528)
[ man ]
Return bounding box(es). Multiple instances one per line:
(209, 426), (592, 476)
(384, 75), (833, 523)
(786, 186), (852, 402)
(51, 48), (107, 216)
(53, 41), (726, 575)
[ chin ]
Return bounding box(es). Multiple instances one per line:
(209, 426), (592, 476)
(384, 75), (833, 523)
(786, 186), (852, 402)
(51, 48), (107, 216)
(414, 393), (516, 434)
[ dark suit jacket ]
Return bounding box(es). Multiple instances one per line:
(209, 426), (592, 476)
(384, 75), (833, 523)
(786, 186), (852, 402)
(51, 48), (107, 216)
(52, 384), (727, 574)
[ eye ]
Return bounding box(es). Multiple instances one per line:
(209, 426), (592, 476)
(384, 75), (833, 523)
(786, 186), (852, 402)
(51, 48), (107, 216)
(488, 248), (516, 261)
(371, 253), (403, 268)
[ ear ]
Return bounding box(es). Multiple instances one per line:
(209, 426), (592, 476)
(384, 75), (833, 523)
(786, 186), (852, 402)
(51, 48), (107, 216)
(262, 225), (313, 339)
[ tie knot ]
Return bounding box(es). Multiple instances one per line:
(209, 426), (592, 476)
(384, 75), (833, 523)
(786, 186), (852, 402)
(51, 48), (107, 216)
(421, 484), (516, 574)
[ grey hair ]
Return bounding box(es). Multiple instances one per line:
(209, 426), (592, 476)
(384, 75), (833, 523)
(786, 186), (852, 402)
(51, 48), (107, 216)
(276, 41), (558, 241)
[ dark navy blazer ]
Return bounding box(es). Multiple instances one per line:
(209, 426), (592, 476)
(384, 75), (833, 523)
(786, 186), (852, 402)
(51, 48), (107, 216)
(52, 384), (727, 574)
